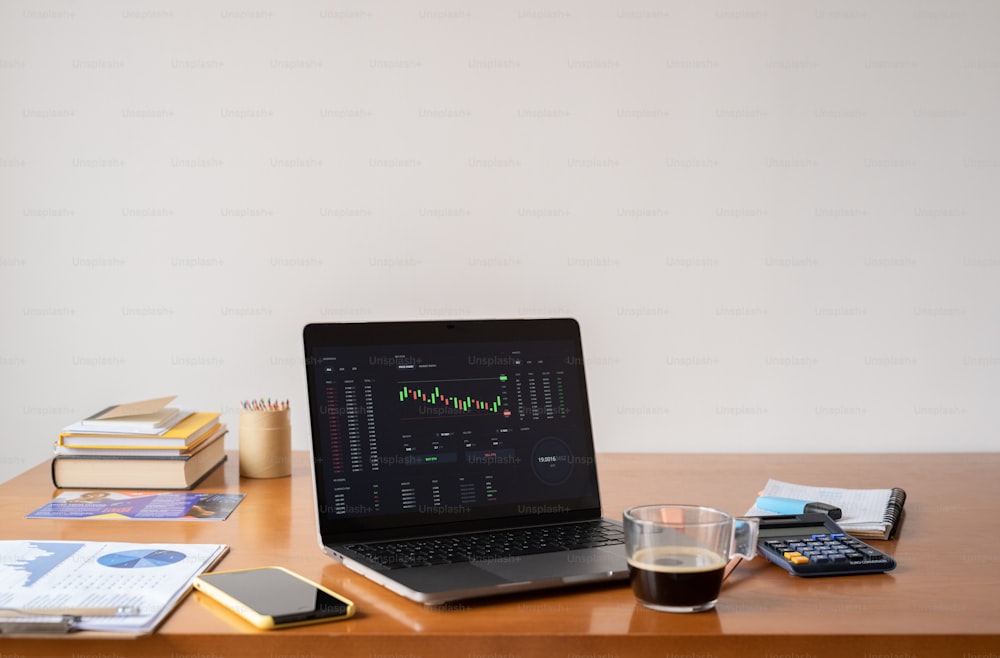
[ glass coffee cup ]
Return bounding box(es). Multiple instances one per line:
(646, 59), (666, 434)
(623, 504), (759, 613)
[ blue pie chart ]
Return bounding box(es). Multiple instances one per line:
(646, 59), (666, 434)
(97, 549), (187, 569)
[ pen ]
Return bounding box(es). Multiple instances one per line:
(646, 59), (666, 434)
(0, 606), (142, 618)
(756, 496), (842, 520)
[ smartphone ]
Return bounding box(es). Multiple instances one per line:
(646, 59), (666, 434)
(192, 566), (355, 629)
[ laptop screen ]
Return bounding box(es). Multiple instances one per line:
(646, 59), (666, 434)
(304, 319), (603, 542)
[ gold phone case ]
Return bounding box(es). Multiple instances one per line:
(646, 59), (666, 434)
(193, 566), (355, 629)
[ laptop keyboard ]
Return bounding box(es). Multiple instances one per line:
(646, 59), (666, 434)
(345, 520), (625, 570)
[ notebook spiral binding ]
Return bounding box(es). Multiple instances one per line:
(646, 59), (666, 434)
(885, 487), (907, 539)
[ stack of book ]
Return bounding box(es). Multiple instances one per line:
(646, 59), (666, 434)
(52, 396), (228, 490)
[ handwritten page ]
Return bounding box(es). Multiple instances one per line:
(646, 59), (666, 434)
(746, 478), (894, 534)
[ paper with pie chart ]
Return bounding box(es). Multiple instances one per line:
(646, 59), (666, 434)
(0, 539), (227, 634)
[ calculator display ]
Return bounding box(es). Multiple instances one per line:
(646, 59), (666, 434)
(759, 523), (827, 538)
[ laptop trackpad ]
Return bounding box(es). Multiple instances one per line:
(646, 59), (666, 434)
(476, 549), (626, 583)
(391, 561), (508, 593)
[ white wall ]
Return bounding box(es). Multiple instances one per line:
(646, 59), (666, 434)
(2, 1), (998, 484)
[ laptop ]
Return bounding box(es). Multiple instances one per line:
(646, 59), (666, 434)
(302, 318), (628, 604)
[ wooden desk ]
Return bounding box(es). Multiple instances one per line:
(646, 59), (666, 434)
(1, 452), (997, 657)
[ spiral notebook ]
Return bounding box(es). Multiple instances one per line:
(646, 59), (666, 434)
(747, 479), (907, 540)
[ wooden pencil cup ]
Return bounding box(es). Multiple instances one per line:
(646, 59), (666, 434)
(238, 408), (291, 478)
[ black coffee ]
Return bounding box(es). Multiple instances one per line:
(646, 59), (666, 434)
(627, 546), (725, 610)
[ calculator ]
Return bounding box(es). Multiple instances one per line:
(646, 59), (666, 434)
(756, 513), (897, 577)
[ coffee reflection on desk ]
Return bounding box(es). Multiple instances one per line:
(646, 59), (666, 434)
(628, 600), (723, 634)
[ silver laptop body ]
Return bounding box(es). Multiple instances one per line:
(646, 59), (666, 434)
(303, 318), (628, 604)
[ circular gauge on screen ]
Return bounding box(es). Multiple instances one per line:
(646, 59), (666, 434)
(531, 436), (574, 485)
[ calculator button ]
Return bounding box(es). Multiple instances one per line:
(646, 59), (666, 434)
(783, 551), (802, 560)
(790, 555), (810, 565)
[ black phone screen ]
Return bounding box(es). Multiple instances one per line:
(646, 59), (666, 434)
(198, 568), (350, 623)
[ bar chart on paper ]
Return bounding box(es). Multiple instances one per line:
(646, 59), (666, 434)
(1, 541), (85, 587)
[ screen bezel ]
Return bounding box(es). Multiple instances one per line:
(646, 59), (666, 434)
(302, 318), (604, 544)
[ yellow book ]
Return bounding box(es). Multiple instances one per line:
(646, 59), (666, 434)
(54, 424), (225, 455)
(58, 412), (221, 449)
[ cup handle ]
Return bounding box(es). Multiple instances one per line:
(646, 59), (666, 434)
(732, 516), (759, 560)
